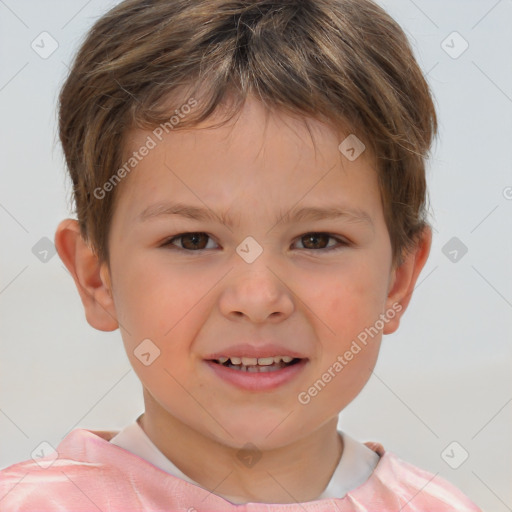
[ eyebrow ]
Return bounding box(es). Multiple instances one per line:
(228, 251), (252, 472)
(136, 201), (373, 228)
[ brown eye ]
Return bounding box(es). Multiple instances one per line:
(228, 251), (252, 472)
(300, 233), (330, 249)
(164, 232), (216, 251)
(294, 233), (348, 251)
(181, 233), (209, 250)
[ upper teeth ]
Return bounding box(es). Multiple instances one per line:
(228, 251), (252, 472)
(217, 356), (294, 366)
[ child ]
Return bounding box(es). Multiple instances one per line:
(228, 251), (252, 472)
(0, 0), (482, 510)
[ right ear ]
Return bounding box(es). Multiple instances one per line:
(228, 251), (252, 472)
(54, 219), (118, 331)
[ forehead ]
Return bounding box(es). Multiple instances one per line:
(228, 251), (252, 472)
(113, 98), (380, 224)
(124, 100), (352, 163)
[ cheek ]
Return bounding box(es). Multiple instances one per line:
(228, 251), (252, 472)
(320, 260), (389, 338)
(112, 260), (202, 391)
(111, 256), (203, 348)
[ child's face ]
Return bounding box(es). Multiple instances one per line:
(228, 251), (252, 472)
(100, 98), (406, 448)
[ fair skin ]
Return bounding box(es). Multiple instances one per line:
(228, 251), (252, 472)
(55, 97), (431, 504)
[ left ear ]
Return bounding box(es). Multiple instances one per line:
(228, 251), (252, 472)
(383, 226), (432, 334)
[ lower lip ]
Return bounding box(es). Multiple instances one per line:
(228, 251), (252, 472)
(204, 359), (308, 391)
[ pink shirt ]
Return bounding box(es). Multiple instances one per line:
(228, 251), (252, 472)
(0, 428), (482, 511)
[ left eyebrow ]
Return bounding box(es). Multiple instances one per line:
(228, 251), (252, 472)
(136, 201), (373, 228)
(277, 205), (373, 227)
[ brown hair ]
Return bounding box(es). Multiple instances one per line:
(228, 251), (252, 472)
(59, 0), (437, 266)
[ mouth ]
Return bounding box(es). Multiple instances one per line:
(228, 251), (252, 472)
(208, 355), (303, 373)
(204, 356), (308, 391)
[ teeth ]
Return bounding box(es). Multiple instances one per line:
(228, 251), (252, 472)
(257, 357), (275, 366)
(232, 365), (282, 373)
(215, 355), (297, 365)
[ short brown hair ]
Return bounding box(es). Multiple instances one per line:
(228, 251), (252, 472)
(59, 0), (437, 266)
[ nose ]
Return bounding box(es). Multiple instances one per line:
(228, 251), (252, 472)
(218, 259), (295, 324)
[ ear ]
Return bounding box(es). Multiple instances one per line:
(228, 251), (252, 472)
(383, 226), (432, 334)
(54, 219), (118, 331)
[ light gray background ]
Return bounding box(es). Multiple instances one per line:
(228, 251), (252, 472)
(0, 1), (511, 511)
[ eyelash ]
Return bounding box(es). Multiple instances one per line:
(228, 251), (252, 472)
(160, 232), (350, 253)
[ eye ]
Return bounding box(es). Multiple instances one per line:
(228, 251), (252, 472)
(161, 232), (349, 252)
(292, 232), (349, 252)
(162, 232), (218, 251)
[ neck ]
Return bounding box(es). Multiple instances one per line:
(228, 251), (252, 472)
(138, 391), (343, 504)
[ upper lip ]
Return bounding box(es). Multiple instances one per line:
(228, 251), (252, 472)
(205, 343), (307, 360)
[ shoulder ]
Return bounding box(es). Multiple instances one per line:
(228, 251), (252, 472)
(0, 428), (213, 511)
(0, 428), (129, 511)
(0, 455), (104, 510)
(352, 443), (482, 512)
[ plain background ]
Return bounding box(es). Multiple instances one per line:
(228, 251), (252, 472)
(0, 1), (511, 510)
